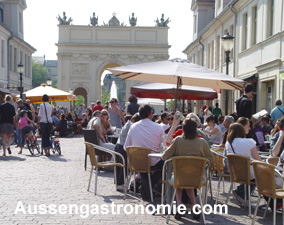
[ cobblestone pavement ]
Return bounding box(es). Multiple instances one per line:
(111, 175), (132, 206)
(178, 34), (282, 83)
(0, 137), (281, 224)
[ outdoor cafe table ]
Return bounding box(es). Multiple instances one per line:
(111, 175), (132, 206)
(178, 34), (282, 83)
(107, 134), (119, 144)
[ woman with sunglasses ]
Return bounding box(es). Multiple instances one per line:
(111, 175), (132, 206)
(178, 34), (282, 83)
(108, 98), (125, 129)
(101, 109), (112, 135)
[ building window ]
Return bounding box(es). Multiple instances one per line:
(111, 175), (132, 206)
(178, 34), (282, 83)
(267, 0), (274, 37)
(25, 54), (28, 76)
(242, 13), (248, 50)
(216, 35), (220, 68)
(211, 41), (214, 69)
(207, 43), (211, 68)
(216, 0), (221, 9)
(20, 50), (23, 63)
(9, 45), (12, 71)
(193, 14), (197, 34)
(252, 6), (257, 45)
(0, 5), (3, 23)
(1, 40), (4, 68)
(14, 47), (17, 72)
(19, 12), (23, 33)
(229, 25), (234, 58)
(28, 56), (31, 77)
(223, 29), (228, 63)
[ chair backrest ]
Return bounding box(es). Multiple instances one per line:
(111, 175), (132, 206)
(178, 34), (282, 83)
(267, 157), (279, 166)
(172, 156), (208, 190)
(82, 129), (99, 145)
(227, 154), (251, 184)
(85, 142), (98, 167)
(252, 161), (276, 199)
(211, 151), (224, 175)
(126, 147), (152, 173)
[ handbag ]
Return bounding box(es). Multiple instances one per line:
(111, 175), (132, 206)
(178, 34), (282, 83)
(43, 103), (53, 132)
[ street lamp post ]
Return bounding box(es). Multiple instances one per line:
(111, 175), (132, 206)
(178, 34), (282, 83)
(221, 32), (234, 115)
(17, 62), (24, 99)
(69, 88), (73, 111)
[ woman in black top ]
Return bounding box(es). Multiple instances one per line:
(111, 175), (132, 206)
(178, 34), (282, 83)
(0, 95), (15, 156)
(127, 95), (140, 116)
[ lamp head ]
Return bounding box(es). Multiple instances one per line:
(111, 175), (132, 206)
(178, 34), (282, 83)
(221, 32), (235, 52)
(17, 62), (24, 74)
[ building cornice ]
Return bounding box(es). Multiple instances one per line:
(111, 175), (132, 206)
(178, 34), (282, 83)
(238, 30), (284, 58)
(56, 43), (171, 49)
(58, 25), (169, 30)
(255, 59), (281, 72)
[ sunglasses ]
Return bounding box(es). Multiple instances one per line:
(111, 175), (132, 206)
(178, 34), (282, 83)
(167, 117), (174, 121)
(110, 101), (114, 103)
(102, 113), (108, 116)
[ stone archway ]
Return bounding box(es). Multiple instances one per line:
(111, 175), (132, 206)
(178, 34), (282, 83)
(74, 87), (87, 106)
(57, 18), (170, 108)
(99, 63), (121, 97)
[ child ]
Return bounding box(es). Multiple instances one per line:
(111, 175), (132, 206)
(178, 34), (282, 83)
(253, 120), (266, 151)
(262, 116), (273, 135)
(18, 110), (37, 154)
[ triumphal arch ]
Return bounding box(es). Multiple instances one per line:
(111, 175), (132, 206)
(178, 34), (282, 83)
(56, 13), (170, 107)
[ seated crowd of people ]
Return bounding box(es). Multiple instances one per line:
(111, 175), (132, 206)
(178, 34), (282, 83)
(85, 89), (284, 220)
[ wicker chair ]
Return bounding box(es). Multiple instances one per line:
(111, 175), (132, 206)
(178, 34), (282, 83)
(211, 150), (230, 204)
(266, 156), (279, 166)
(82, 129), (99, 170)
(126, 146), (157, 202)
(85, 142), (127, 199)
(252, 161), (284, 225)
(225, 154), (255, 216)
(165, 156), (208, 224)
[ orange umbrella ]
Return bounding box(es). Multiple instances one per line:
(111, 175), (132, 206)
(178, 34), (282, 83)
(13, 84), (76, 104)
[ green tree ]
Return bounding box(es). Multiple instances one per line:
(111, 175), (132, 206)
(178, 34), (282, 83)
(32, 60), (49, 87)
(101, 90), (110, 105)
(75, 95), (85, 107)
(168, 99), (174, 111)
(52, 77), (58, 88)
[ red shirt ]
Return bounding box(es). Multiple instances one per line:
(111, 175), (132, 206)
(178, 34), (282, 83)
(92, 105), (103, 112)
(172, 129), (203, 139)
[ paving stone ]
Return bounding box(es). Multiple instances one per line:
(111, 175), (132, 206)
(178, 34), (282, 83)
(0, 137), (281, 224)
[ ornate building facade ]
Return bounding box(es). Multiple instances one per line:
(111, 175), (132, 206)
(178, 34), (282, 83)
(57, 14), (170, 107)
(0, 0), (35, 102)
(184, 0), (284, 114)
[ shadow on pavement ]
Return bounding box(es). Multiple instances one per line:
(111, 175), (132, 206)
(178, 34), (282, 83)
(46, 155), (68, 162)
(0, 155), (26, 161)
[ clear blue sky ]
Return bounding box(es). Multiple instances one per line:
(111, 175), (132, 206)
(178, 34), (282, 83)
(24, 0), (193, 60)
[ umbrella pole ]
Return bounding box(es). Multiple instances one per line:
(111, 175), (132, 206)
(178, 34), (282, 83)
(174, 77), (181, 112)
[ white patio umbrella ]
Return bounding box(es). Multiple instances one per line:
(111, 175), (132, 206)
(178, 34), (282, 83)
(108, 58), (244, 110)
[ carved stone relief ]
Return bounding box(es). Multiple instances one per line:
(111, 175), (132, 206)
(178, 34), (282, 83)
(72, 63), (89, 75)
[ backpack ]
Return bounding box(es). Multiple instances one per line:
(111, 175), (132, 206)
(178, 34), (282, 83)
(21, 103), (33, 121)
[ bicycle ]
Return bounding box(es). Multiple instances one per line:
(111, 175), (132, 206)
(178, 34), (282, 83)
(24, 130), (40, 155)
(50, 136), (61, 155)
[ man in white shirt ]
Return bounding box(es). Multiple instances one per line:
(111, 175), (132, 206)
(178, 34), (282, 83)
(124, 105), (164, 200)
(160, 112), (170, 132)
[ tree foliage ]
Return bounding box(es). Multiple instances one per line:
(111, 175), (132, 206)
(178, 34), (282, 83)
(101, 90), (110, 105)
(32, 60), (49, 88)
(75, 95), (85, 107)
(168, 99), (174, 111)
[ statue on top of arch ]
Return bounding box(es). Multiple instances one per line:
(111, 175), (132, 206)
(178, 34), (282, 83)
(129, 13), (137, 26)
(90, 12), (98, 26)
(57, 12), (72, 25)
(155, 14), (170, 27)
